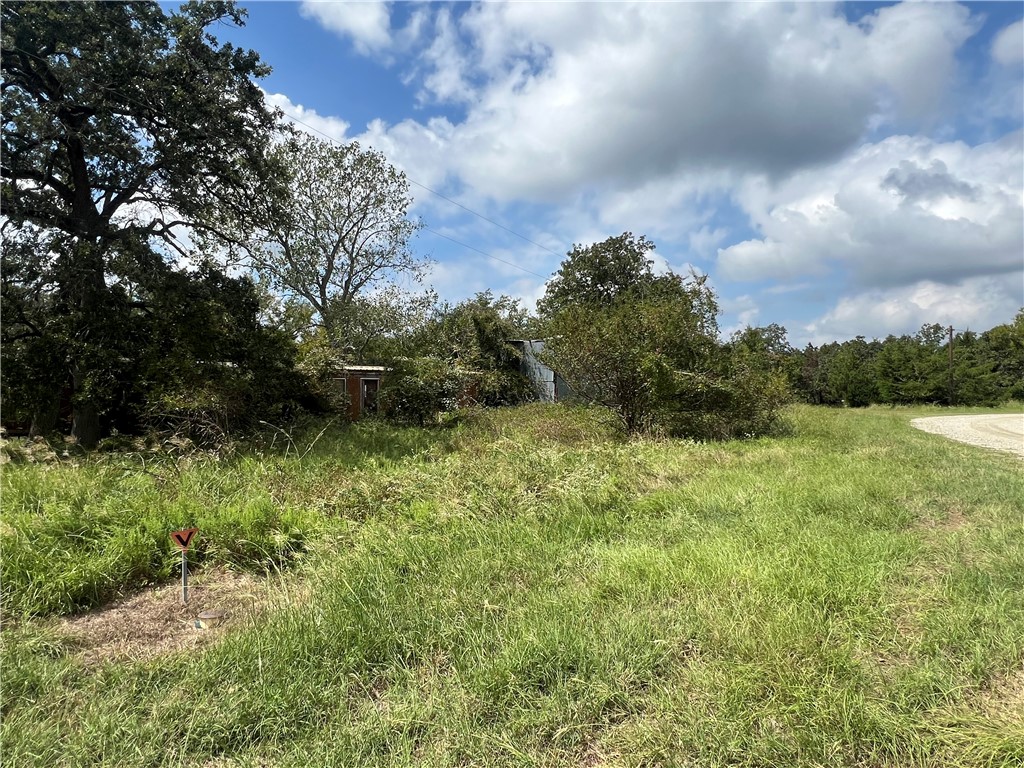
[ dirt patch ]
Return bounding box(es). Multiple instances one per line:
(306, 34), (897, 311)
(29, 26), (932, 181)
(57, 567), (265, 665)
(935, 506), (968, 531)
(579, 745), (608, 767)
(977, 664), (1024, 714)
(915, 504), (970, 533)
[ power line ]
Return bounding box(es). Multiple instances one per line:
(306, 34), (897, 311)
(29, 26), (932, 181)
(7, 36), (560, 282)
(277, 109), (564, 266)
(406, 177), (562, 258)
(423, 227), (547, 279)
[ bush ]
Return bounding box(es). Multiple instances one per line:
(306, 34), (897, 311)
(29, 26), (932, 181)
(379, 357), (472, 426)
(541, 284), (789, 440)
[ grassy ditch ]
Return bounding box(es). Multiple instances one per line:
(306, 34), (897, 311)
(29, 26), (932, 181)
(2, 404), (1023, 766)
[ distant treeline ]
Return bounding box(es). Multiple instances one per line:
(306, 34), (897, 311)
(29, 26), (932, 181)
(732, 312), (1024, 408)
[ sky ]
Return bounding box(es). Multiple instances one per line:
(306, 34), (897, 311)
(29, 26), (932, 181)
(211, 1), (1023, 345)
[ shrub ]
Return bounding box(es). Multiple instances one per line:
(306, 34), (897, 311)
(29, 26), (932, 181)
(379, 357), (472, 426)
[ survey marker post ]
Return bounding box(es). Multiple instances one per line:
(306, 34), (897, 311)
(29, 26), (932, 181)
(170, 528), (198, 604)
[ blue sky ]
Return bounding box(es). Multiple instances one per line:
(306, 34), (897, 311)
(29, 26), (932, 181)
(213, 1), (1022, 345)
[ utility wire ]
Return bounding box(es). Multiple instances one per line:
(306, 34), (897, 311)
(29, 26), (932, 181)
(423, 227), (547, 279)
(7, 38), (560, 281)
(277, 109), (564, 266)
(405, 177), (562, 257)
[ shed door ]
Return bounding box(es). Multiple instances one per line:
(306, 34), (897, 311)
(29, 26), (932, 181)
(361, 378), (380, 415)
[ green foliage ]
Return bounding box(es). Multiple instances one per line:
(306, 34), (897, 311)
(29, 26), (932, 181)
(672, 340), (792, 440)
(874, 331), (944, 404)
(543, 294), (714, 433)
(826, 336), (881, 407)
(422, 291), (535, 406)
(981, 310), (1024, 400)
(292, 332), (351, 413)
(134, 266), (314, 434)
(327, 285), (438, 364)
(378, 357), (471, 426)
(238, 133), (427, 345)
(789, 312), (1024, 408)
(538, 231), (668, 319)
(1, 255), (314, 442)
(1, 0), (288, 446)
(539, 234), (788, 438)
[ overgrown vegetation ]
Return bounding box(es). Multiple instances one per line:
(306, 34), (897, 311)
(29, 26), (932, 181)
(539, 232), (790, 437)
(2, 405), (1023, 766)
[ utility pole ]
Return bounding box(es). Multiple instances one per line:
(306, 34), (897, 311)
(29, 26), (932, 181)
(947, 325), (955, 406)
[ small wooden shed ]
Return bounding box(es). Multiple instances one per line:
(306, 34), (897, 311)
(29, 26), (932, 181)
(336, 365), (388, 421)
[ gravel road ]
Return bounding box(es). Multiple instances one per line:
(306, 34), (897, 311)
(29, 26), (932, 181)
(911, 414), (1024, 458)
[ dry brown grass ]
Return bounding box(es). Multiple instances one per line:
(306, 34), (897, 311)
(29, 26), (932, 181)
(56, 567), (265, 665)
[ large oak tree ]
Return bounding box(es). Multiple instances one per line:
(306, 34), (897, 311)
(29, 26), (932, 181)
(1, 1), (286, 445)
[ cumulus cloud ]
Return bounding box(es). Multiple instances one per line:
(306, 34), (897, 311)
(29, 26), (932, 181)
(881, 159), (978, 202)
(720, 293), (761, 338)
(286, 1), (1017, 337)
(356, 116), (459, 214)
(294, 2), (995, 259)
(802, 275), (1023, 344)
(858, 1), (978, 121)
(992, 19), (1024, 65)
(299, 1), (392, 56)
(416, 8), (475, 105)
(264, 92), (350, 143)
(718, 133), (1024, 289)
(340, 2), (981, 205)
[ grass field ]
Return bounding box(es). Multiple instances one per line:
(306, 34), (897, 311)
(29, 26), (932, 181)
(2, 404), (1023, 767)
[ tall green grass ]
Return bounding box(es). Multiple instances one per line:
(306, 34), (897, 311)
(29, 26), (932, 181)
(2, 404), (1023, 766)
(1, 420), (448, 617)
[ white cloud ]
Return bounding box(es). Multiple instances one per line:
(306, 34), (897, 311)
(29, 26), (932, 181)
(718, 132), (1024, 289)
(278, 2), (1019, 338)
(720, 294), (761, 338)
(356, 116), (457, 212)
(416, 9), (474, 105)
(992, 19), (1024, 66)
(859, 2), (978, 121)
(300, 1), (392, 56)
(291, 3), (998, 267)
(353, 1), (981, 205)
(802, 275), (1023, 344)
(264, 92), (350, 143)
(688, 226), (729, 261)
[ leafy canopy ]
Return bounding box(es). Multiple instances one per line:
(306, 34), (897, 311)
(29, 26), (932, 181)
(238, 132), (427, 345)
(1, 0), (291, 445)
(538, 231), (677, 318)
(538, 232), (789, 437)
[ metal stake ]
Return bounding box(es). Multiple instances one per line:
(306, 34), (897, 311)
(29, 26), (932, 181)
(181, 549), (189, 604)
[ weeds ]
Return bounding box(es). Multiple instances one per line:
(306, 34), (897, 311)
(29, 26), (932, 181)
(2, 404), (1022, 766)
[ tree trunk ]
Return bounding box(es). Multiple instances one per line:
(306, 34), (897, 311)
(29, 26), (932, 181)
(71, 398), (101, 449)
(71, 356), (100, 448)
(29, 394), (60, 437)
(68, 240), (108, 449)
